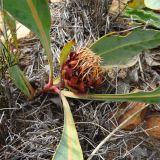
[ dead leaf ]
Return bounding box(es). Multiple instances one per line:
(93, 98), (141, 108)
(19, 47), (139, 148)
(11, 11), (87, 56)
(109, 0), (145, 14)
(145, 115), (160, 139)
(109, 0), (129, 14)
(145, 50), (160, 67)
(128, 0), (145, 9)
(117, 102), (146, 130)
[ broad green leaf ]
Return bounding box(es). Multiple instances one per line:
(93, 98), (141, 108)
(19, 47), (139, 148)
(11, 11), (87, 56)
(124, 8), (160, 29)
(62, 88), (160, 103)
(9, 65), (34, 98)
(3, 0), (53, 80)
(53, 93), (83, 160)
(144, 0), (160, 10)
(90, 29), (160, 67)
(60, 41), (75, 69)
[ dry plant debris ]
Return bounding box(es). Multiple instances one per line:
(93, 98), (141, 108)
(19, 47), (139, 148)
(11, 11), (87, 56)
(1, 0), (160, 160)
(110, 0), (129, 14)
(145, 115), (160, 139)
(117, 102), (147, 130)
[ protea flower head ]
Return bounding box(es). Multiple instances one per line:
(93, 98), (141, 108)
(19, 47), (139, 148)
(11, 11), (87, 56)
(61, 48), (104, 93)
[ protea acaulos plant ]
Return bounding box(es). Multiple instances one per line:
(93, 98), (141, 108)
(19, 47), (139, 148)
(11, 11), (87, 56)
(61, 48), (104, 93)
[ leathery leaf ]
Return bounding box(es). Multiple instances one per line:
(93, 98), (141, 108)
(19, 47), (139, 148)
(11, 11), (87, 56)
(52, 93), (83, 160)
(3, 0), (53, 80)
(90, 29), (160, 68)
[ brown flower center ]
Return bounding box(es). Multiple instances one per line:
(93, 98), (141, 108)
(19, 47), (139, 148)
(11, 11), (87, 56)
(61, 48), (104, 93)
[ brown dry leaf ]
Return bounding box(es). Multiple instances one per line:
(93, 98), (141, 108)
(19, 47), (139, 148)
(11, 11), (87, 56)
(145, 50), (160, 67)
(118, 102), (146, 130)
(128, 0), (145, 9)
(145, 49), (160, 74)
(109, 0), (145, 14)
(109, 0), (129, 14)
(145, 116), (160, 139)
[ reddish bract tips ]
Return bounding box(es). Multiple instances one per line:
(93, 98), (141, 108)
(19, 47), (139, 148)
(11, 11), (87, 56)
(61, 48), (104, 93)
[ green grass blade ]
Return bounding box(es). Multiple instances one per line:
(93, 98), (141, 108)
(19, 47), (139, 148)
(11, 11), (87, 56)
(60, 41), (75, 68)
(124, 7), (160, 28)
(53, 76), (60, 85)
(3, 11), (16, 36)
(90, 29), (160, 67)
(62, 88), (160, 103)
(9, 65), (34, 98)
(3, 11), (20, 58)
(53, 93), (83, 160)
(4, 0), (53, 81)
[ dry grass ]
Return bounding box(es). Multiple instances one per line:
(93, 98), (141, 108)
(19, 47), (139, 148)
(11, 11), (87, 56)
(1, 0), (160, 160)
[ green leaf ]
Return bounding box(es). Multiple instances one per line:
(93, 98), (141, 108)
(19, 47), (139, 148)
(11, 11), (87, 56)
(144, 0), (160, 10)
(124, 8), (160, 29)
(9, 65), (34, 98)
(90, 29), (160, 68)
(3, 11), (16, 35)
(3, 0), (53, 81)
(53, 76), (60, 85)
(62, 88), (160, 103)
(3, 11), (20, 58)
(60, 41), (75, 69)
(53, 93), (83, 160)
